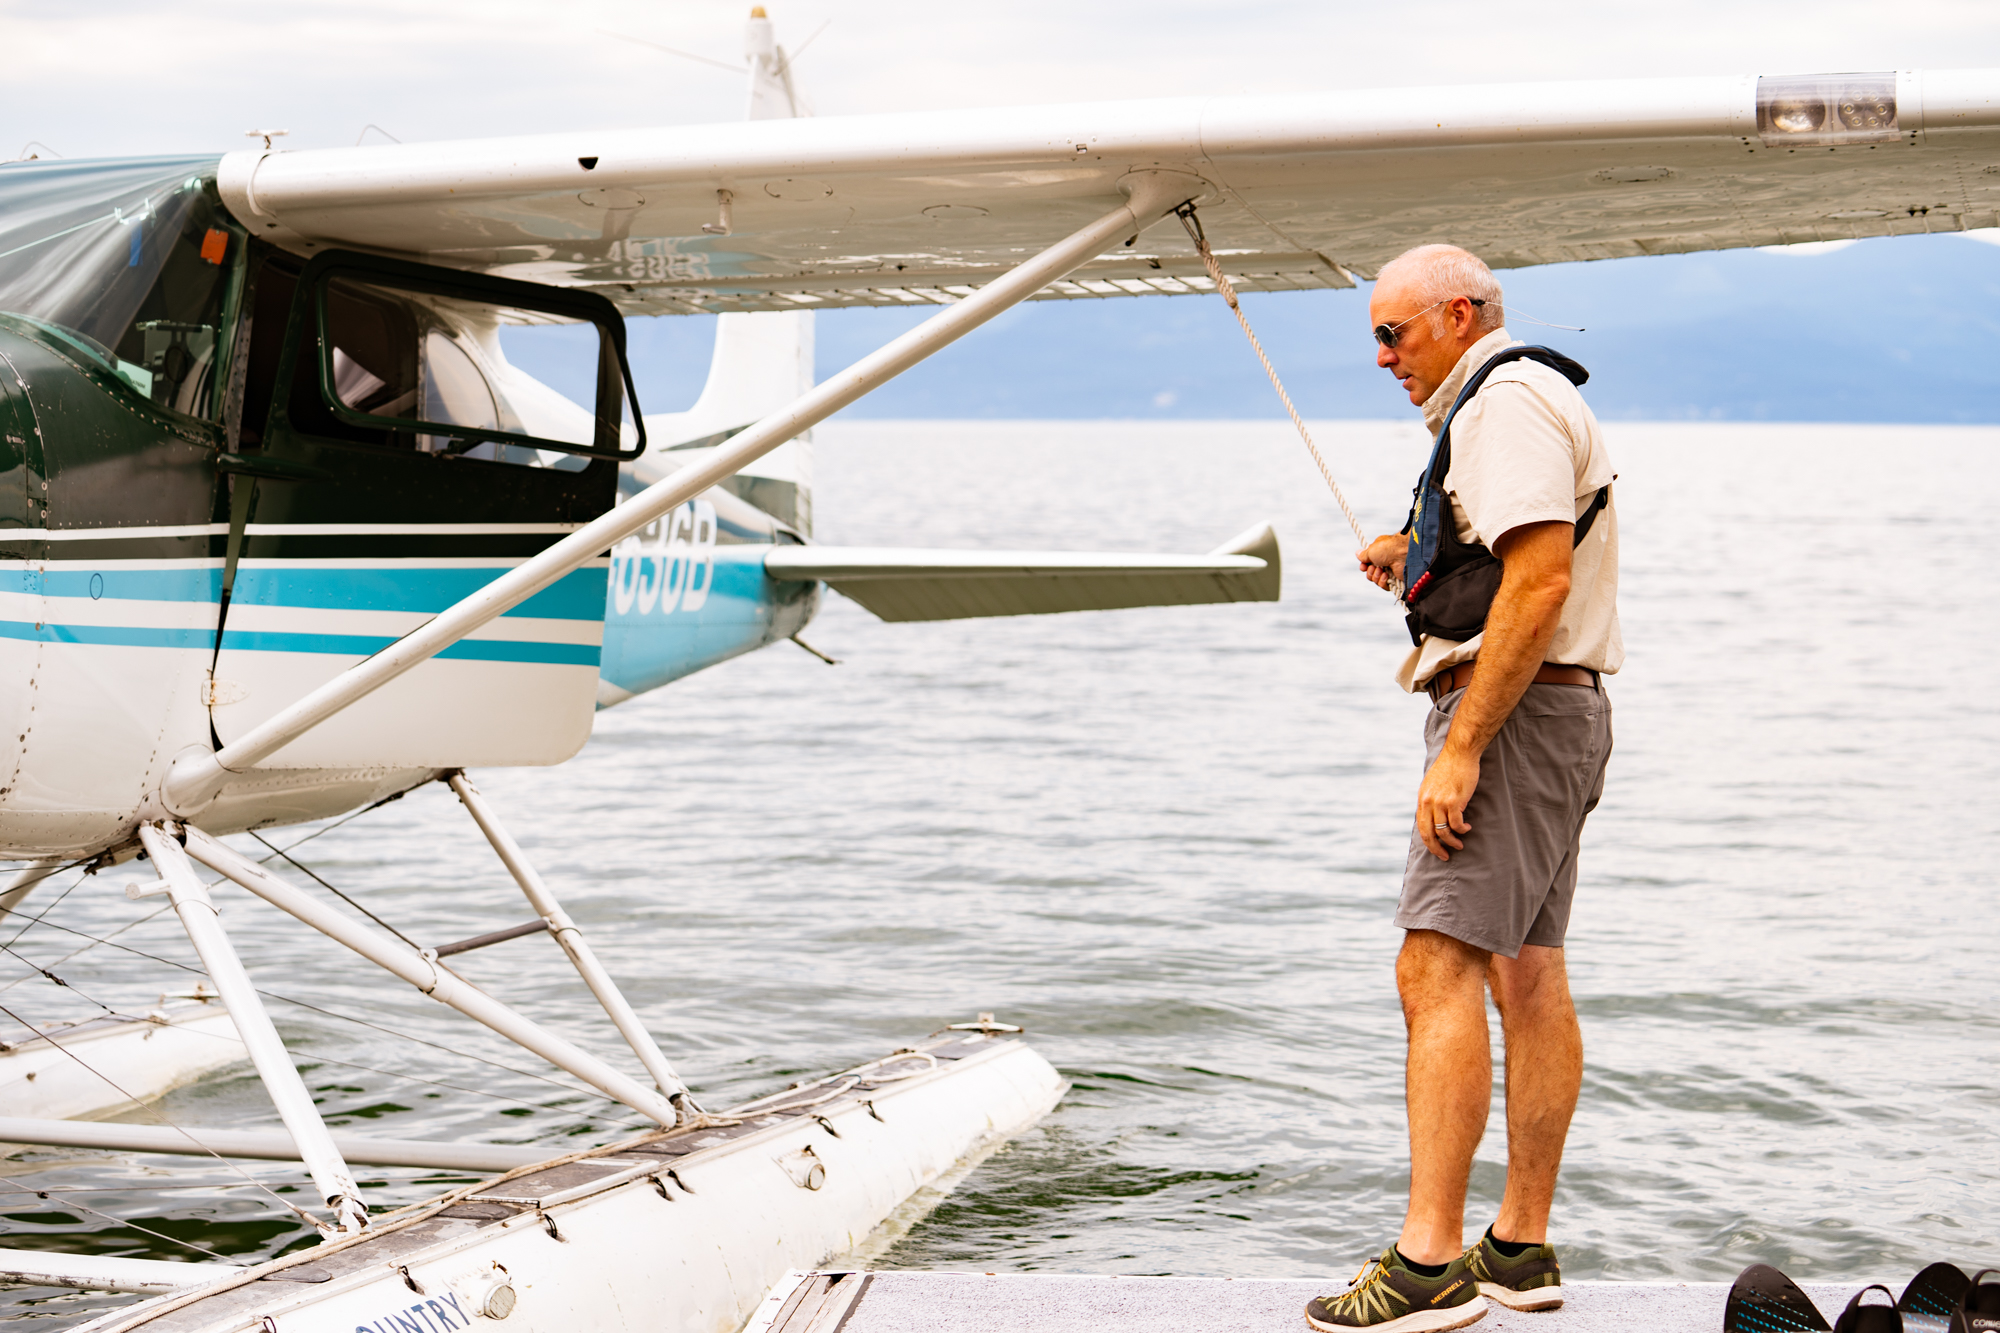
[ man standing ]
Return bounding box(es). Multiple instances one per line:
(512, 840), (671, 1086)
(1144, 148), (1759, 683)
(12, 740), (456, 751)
(1305, 244), (1619, 1333)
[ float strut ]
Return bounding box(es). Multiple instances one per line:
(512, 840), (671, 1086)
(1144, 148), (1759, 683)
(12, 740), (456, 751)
(448, 772), (696, 1117)
(180, 827), (680, 1127)
(135, 824), (369, 1237)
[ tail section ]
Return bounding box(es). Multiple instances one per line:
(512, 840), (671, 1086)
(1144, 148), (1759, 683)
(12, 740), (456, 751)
(632, 6), (815, 532)
(743, 6), (810, 121)
(635, 308), (814, 532)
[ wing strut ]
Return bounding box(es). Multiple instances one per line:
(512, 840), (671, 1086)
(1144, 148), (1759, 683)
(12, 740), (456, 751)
(161, 173), (1202, 816)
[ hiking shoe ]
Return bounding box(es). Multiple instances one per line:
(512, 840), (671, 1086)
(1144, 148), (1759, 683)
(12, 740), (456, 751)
(1304, 1245), (1487, 1332)
(1463, 1229), (1563, 1312)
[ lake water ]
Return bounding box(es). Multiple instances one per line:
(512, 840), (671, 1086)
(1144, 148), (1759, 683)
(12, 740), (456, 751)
(4, 418), (1997, 1326)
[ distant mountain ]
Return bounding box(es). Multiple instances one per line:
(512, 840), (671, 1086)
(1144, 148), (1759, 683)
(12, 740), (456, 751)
(608, 232), (2000, 424)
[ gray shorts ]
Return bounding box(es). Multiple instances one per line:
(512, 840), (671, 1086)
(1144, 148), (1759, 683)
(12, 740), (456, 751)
(1395, 681), (1613, 958)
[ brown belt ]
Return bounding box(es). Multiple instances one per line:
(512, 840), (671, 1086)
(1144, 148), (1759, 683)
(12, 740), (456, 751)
(1425, 660), (1599, 703)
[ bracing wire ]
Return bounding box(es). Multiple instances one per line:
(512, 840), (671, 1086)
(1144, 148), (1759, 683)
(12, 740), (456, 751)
(247, 831), (421, 951)
(0, 902), (174, 997)
(0, 975), (634, 1231)
(0, 914), (638, 1121)
(0, 787), (389, 956)
(0, 937), (117, 1014)
(0, 861), (91, 950)
(259, 991), (643, 1128)
(0, 1000), (327, 1234)
(292, 1048), (647, 1133)
(0, 790), (644, 1248)
(0, 1173), (240, 1261)
(0, 1180), (278, 1194)
(0, 787), (645, 1166)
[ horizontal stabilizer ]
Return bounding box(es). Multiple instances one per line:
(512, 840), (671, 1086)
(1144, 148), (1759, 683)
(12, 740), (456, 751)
(764, 522), (1280, 622)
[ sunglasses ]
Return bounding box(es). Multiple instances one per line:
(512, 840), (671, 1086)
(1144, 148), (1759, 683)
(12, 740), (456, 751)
(1374, 297), (1487, 349)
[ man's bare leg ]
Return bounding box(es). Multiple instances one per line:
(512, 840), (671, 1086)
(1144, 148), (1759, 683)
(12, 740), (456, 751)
(1486, 944), (1582, 1244)
(1395, 928), (1493, 1266)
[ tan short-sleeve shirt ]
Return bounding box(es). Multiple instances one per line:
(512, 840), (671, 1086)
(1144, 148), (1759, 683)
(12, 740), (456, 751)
(1395, 328), (1623, 693)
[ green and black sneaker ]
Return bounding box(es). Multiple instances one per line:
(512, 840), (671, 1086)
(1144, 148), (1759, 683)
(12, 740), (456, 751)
(1463, 1228), (1564, 1312)
(1304, 1245), (1488, 1332)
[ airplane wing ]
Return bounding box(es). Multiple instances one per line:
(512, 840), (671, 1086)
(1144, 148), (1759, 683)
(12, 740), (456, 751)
(218, 70), (2000, 313)
(765, 523), (1279, 622)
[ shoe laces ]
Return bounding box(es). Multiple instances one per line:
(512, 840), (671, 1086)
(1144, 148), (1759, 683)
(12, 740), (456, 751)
(1348, 1253), (1391, 1294)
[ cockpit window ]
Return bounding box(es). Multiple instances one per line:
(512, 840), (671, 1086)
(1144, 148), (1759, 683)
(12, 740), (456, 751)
(316, 272), (639, 468)
(323, 279), (419, 418)
(0, 157), (236, 419)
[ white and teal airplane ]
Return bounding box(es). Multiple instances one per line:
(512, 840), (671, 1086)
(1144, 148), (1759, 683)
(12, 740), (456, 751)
(0, 16), (1282, 857)
(0, 8), (1990, 1325)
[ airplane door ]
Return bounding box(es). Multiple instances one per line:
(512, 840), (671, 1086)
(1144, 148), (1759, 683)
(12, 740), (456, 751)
(207, 247), (640, 771)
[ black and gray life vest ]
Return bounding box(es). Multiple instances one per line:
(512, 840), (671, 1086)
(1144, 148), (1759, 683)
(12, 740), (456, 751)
(1399, 346), (1609, 647)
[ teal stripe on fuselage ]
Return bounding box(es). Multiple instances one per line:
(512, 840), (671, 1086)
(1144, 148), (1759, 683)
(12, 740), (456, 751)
(221, 629), (600, 666)
(37, 568), (218, 603)
(0, 621), (214, 651)
(32, 565), (606, 620)
(0, 619), (598, 665)
(7, 548), (806, 691)
(231, 567), (607, 620)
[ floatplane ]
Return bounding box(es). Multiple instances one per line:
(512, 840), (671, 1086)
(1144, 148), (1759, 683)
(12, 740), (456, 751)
(0, 8), (1992, 1327)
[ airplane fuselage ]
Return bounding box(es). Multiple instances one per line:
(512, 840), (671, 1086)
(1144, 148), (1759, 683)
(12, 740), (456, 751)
(0, 158), (817, 862)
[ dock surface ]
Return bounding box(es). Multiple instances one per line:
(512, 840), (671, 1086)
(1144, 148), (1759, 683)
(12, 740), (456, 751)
(753, 1272), (1871, 1333)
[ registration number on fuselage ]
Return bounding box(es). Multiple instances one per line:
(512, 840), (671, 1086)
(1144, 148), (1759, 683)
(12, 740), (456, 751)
(610, 499), (718, 618)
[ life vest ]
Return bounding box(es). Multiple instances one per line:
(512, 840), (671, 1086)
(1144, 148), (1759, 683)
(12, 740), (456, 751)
(1399, 345), (1609, 648)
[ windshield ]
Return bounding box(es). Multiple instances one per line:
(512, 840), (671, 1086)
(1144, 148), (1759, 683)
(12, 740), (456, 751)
(0, 155), (235, 417)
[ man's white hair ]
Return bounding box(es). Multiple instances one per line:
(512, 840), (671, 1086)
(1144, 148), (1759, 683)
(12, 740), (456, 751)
(1376, 244), (1506, 337)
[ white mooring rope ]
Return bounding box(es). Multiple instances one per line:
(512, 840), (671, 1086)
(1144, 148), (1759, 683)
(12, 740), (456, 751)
(1175, 204), (1372, 555)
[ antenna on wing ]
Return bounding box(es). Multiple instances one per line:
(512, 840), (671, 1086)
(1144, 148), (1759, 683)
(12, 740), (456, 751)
(771, 19), (831, 81)
(597, 29), (748, 73)
(745, 8), (818, 120)
(1498, 305), (1586, 333)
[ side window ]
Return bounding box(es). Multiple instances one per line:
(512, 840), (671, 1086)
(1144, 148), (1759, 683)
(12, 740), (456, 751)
(324, 280), (418, 419)
(295, 264), (642, 470)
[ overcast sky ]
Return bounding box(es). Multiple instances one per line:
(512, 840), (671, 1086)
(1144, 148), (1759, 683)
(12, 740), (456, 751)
(5, 0), (2000, 159)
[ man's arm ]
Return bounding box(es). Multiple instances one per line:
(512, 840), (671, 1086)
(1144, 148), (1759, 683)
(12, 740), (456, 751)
(1415, 520), (1572, 861)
